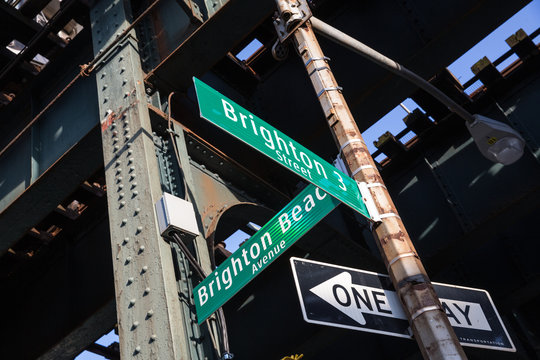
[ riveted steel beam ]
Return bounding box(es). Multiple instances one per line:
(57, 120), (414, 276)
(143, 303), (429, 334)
(90, 0), (191, 357)
(145, 0), (274, 93)
(0, 126), (102, 255)
(37, 300), (117, 360)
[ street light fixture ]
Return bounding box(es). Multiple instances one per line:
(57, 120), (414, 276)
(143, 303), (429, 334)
(307, 16), (527, 165)
(466, 114), (525, 165)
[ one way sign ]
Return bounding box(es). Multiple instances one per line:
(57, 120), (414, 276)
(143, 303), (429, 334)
(290, 257), (515, 352)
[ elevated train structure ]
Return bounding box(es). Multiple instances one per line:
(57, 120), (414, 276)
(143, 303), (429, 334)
(0, 0), (539, 358)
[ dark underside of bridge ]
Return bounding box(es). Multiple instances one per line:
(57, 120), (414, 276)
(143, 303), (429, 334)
(0, 0), (539, 359)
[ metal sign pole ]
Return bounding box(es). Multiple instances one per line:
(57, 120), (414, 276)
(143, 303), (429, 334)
(274, 4), (467, 359)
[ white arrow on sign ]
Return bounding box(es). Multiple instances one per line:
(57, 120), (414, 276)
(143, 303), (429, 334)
(310, 272), (406, 325)
(310, 272), (491, 331)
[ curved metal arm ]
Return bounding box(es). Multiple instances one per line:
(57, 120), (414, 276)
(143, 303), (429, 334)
(309, 16), (476, 124)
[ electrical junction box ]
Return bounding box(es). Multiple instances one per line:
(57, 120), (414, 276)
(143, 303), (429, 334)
(155, 192), (200, 238)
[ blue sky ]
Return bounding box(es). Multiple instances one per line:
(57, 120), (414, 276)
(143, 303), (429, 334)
(76, 2), (539, 359)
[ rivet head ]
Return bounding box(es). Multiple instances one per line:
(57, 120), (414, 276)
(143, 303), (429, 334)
(135, 345), (141, 352)
(133, 321), (139, 328)
(118, 184), (124, 189)
(129, 298), (136, 306)
(123, 237), (129, 244)
(115, 161), (121, 166)
(127, 277), (134, 284)
(125, 135), (131, 139)
(125, 256), (132, 264)
(128, 157), (134, 163)
(146, 309), (154, 318)
(134, 207), (141, 215)
(130, 166), (135, 172)
(120, 200), (126, 207)
(141, 265), (148, 273)
(128, 149), (133, 155)
(114, 145), (119, 150)
(144, 287), (150, 295)
(132, 182), (138, 187)
(119, 192), (125, 198)
(139, 245), (145, 252)
(122, 218), (128, 225)
(133, 191), (139, 196)
(150, 334), (157, 342)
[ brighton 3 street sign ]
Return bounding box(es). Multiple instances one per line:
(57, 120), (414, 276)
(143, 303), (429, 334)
(193, 77), (373, 220)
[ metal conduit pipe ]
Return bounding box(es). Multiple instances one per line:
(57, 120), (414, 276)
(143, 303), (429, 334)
(309, 16), (476, 124)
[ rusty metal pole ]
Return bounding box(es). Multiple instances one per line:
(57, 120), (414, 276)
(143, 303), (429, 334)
(289, 21), (468, 360)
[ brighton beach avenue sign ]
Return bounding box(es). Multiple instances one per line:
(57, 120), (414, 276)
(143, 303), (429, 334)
(193, 77), (372, 220)
(193, 184), (340, 323)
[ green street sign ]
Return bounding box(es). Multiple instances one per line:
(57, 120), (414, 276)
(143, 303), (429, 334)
(193, 183), (340, 323)
(193, 77), (371, 219)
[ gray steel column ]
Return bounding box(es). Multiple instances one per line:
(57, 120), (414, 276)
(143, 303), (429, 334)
(90, 0), (191, 358)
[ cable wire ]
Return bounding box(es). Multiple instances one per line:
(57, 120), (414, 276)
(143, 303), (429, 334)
(171, 232), (231, 357)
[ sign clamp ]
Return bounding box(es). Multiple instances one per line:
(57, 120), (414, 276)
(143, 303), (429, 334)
(357, 181), (380, 222)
